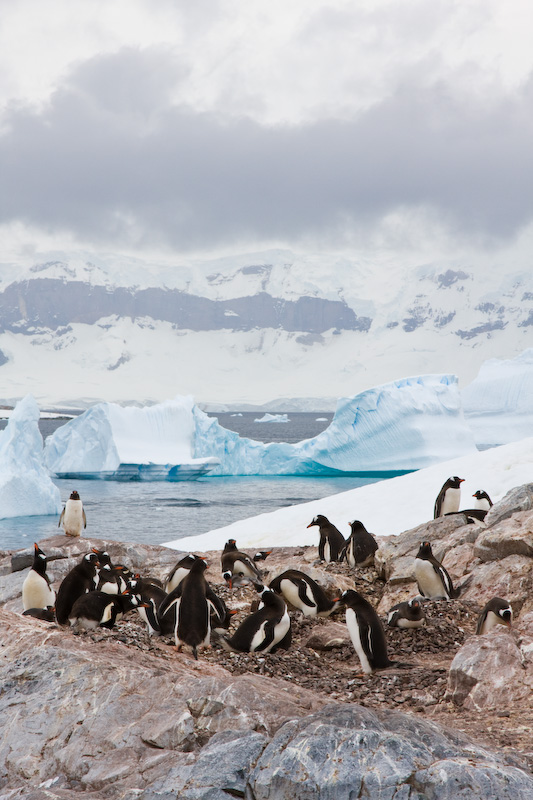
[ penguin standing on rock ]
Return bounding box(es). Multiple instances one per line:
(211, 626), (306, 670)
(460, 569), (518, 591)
(472, 490), (493, 512)
(433, 477), (464, 519)
(343, 521), (379, 567)
(221, 540), (263, 586)
(55, 552), (100, 625)
(307, 515), (346, 562)
(22, 544), (56, 611)
(387, 598), (425, 628)
(218, 585), (291, 654)
(59, 490), (87, 537)
(268, 569), (342, 618)
(476, 597), (513, 635)
(414, 541), (464, 600)
(171, 557), (211, 659)
(342, 589), (394, 674)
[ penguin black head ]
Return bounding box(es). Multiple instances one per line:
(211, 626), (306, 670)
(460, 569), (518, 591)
(473, 489), (493, 503)
(416, 541), (434, 559)
(70, 490), (80, 500)
(447, 476), (465, 488)
(33, 543), (47, 561)
(92, 548), (112, 566)
(307, 514), (328, 528)
(340, 589), (367, 607)
(223, 539), (238, 552)
(348, 520), (368, 533)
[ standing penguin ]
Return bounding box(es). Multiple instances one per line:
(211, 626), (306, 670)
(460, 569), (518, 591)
(342, 589), (394, 673)
(221, 539), (263, 585)
(414, 541), (461, 600)
(387, 598), (426, 629)
(55, 552), (100, 625)
(476, 597), (513, 635)
(268, 569), (342, 618)
(433, 477), (464, 519)
(58, 490), (87, 537)
(472, 490), (493, 511)
(22, 543), (56, 611)
(218, 586), (291, 654)
(171, 557), (211, 659)
(307, 515), (346, 562)
(343, 520), (379, 567)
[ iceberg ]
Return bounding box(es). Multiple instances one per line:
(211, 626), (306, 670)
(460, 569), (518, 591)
(193, 374), (477, 475)
(254, 413), (290, 423)
(44, 375), (476, 481)
(44, 397), (220, 481)
(0, 394), (62, 519)
(462, 349), (533, 447)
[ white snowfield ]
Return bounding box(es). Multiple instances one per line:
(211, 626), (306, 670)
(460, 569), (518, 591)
(165, 436), (533, 551)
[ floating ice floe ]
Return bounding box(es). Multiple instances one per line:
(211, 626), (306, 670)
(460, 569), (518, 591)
(253, 413), (290, 423)
(462, 349), (533, 447)
(0, 395), (62, 519)
(44, 396), (219, 481)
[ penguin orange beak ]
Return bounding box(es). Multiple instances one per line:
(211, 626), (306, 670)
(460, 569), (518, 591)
(306, 522), (313, 528)
(229, 609), (239, 616)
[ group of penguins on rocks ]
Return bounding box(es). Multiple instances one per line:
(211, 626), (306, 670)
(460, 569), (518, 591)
(21, 477), (513, 673)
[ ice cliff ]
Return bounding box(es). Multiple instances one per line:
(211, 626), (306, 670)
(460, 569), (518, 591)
(45, 375), (476, 480)
(0, 395), (61, 519)
(462, 349), (533, 446)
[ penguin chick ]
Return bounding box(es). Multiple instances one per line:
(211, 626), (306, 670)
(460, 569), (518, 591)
(387, 598), (425, 629)
(414, 541), (462, 600)
(268, 569), (342, 618)
(58, 490), (87, 537)
(164, 553), (206, 593)
(342, 589), (394, 673)
(221, 539), (262, 585)
(68, 591), (146, 631)
(22, 606), (56, 622)
(343, 520), (379, 567)
(476, 597), (513, 635)
(55, 552), (100, 625)
(434, 476), (464, 519)
(22, 543), (56, 611)
(472, 490), (493, 511)
(218, 587), (291, 654)
(307, 515), (346, 562)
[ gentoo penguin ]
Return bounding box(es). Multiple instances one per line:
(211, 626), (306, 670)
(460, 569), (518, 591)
(96, 563), (128, 594)
(387, 598), (426, 629)
(472, 490), (493, 512)
(164, 553), (206, 593)
(476, 597), (513, 635)
(22, 543), (56, 611)
(342, 589), (394, 673)
(307, 515), (346, 562)
(58, 490), (87, 537)
(221, 539), (262, 586)
(170, 557), (211, 659)
(343, 520), (379, 567)
(68, 590), (146, 631)
(55, 552), (100, 625)
(414, 541), (461, 600)
(433, 476), (464, 519)
(126, 577), (167, 636)
(23, 606), (56, 622)
(268, 569), (342, 618)
(253, 550), (272, 563)
(218, 586), (291, 654)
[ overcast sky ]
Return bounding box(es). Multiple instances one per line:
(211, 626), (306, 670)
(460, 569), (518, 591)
(1, 0), (532, 265)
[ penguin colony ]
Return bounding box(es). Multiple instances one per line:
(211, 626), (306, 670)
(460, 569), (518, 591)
(22, 477), (508, 676)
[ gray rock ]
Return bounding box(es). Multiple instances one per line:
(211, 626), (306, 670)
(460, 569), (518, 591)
(486, 484), (533, 527)
(249, 704), (533, 800)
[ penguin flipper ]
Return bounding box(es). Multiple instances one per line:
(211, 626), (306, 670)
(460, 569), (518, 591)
(58, 508), (65, 527)
(83, 509), (87, 528)
(295, 578), (316, 609)
(144, 599), (161, 633)
(254, 619), (276, 652)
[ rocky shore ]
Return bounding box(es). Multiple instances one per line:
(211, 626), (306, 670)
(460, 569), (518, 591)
(2, 483), (533, 798)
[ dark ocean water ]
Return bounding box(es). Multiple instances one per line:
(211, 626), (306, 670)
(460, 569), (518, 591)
(0, 411), (383, 551)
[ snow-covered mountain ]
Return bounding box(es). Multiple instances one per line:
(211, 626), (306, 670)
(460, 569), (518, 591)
(0, 249), (532, 407)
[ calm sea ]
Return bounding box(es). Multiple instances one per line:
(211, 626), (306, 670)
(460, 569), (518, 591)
(0, 412), (383, 551)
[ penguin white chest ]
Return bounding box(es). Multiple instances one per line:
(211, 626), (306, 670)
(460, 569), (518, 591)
(62, 500), (85, 536)
(414, 559), (447, 599)
(22, 572), (55, 611)
(440, 488), (461, 515)
(324, 540), (331, 562)
(345, 608), (373, 674)
(473, 497), (491, 512)
(479, 610), (504, 634)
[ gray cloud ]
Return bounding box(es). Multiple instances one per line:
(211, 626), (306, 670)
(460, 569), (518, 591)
(1, 47), (533, 253)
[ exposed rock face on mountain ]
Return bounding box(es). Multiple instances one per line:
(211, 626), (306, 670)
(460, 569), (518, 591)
(2, 484), (533, 797)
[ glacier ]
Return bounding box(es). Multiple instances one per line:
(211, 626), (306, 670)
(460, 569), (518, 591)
(44, 374), (477, 480)
(462, 349), (533, 447)
(0, 395), (62, 519)
(44, 396), (220, 480)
